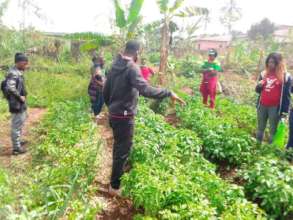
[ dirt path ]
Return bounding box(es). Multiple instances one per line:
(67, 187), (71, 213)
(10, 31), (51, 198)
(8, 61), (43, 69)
(0, 108), (47, 169)
(95, 114), (138, 220)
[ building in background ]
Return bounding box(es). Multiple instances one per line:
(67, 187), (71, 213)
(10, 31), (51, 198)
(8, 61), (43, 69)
(273, 25), (293, 43)
(195, 35), (232, 53)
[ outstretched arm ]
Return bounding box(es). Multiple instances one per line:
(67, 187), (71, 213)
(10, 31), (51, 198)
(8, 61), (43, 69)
(128, 67), (185, 104)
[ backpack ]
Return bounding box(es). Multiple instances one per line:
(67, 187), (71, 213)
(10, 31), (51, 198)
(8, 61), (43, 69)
(1, 77), (9, 99)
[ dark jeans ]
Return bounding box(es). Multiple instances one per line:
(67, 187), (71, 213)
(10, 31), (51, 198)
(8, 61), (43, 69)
(109, 117), (134, 189)
(287, 109), (293, 149)
(91, 92), (104, 116)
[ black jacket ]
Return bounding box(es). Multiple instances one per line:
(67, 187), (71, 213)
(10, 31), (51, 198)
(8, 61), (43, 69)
(6, 67), (27, 113)
(103, 54), (171, 117)
(256, 71), (292, 115)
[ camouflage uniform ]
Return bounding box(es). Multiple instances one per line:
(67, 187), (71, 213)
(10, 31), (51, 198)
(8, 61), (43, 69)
(6, 67), (27, 151)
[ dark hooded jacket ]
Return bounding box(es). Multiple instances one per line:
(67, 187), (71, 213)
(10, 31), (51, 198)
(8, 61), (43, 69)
(103, 54), (171, 117)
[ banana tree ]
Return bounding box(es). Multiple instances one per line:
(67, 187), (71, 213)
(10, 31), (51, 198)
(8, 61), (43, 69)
(157, 0), (209, 74)
(113, 0), (144, 40)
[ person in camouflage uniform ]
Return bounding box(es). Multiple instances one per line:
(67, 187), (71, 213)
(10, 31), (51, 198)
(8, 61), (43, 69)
(5, 53), (29, 155)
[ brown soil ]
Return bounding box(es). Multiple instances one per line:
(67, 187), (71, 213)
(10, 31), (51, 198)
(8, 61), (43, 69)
(95, 113), (138, 220)
(216, 164), (239, 183)
(181, 87), (194, 96)
(0, 108), (47, 169)
(165, 113), (180, 127)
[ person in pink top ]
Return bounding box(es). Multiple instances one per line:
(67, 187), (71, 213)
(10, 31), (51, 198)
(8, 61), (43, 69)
(140, 58), (154, 82)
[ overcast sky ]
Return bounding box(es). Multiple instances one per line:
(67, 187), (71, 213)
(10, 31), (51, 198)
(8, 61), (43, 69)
(2, 0), (293, 35)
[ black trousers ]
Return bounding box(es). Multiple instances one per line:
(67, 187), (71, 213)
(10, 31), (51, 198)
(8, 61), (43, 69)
(109, 117), (134, 189)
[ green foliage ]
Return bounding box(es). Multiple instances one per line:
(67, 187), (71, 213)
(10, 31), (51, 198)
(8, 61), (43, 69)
(177, 96), (257, 165)
(0, 0), (9, 24)
(241, 158), (293, 219)
(25, 71), (88, 108)
(0, 28), (45, 60)
(157, 0), (169, 14)
(176, 84), (293, 219)
(176, 6), (209, 18)
(248, 18), (275, 40)
(2, 98), (101, 219)
(169, 0), (185, 13)
(0, 168), (14, 212)
(127, 0), (144, 24)
(114, 0), (127, 28)
(65, 32), (114, 52)
(170, 55), (203, 78)
(113, 0), (144, 39)
(122, 100), (265, 219)
(220, 200), (266, 220)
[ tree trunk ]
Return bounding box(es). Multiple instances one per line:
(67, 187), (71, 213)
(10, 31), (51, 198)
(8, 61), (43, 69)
(159, 18), (169, 77)
(71, 40), (82, 63)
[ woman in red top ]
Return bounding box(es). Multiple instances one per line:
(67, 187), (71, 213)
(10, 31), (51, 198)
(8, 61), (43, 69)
(256, 53), (289, 144)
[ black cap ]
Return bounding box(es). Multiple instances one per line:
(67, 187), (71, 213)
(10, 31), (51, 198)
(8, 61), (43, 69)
(208, 49), (218, 58)
(125, 40), (140, 54)
(15, 53), (28, 63)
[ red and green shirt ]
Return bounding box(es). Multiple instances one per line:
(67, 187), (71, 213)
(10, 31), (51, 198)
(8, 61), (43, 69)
(201, 61), (222, 82)
(260, 74), (282, 107)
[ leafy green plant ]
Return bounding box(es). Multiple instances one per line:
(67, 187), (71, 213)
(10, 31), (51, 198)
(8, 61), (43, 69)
(113, 0), (144, 39)
(1, 98), (101, 219)
(122, 100), (265, 219)
(176, 84), (293, 219)
(241, 157), (293, 219)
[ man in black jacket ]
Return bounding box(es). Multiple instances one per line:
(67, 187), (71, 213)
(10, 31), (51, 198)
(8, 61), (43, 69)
(103, 40), (185, 196)
(5, 53), (29, 155)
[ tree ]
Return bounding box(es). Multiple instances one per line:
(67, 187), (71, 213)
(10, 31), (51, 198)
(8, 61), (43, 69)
(143, 20), (161, 53)
(157, 0), (208, 74)
(220, 0), (242, 34)
(248, 18), (275, 40)
(169, 21), (179, 47)
(113, 0), (144, 40)
(18, 0), (47, 44)
(0, 0), (9, 25)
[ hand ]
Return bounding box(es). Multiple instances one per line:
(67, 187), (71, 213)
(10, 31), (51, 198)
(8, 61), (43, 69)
(170, 92), (186, 106)
(20, 96), (26, 103)
(259, 80), (265, 86)
(281, 114), (288, 122)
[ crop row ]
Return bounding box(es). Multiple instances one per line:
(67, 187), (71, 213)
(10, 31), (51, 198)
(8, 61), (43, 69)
(122, 100), (265, 220)
(176, 95), (293, 219)
(0, 98), (101, 219)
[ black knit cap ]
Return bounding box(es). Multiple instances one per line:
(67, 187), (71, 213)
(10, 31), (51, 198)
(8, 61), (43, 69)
(15, 53), (28, 63)
(125, 40), (140, 54)
(208, 49), (218, 58)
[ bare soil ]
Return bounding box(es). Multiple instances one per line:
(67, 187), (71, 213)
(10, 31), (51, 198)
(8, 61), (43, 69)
(95, 114), (139, 220)
(0, 108), (47, 169)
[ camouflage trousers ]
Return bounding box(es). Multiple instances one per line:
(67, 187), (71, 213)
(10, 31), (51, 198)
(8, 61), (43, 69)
(11, 111), (27, 150)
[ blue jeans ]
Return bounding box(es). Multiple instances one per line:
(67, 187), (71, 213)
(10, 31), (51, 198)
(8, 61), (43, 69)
(287, 109), (293, 149)
(92, 91), (104, 116)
